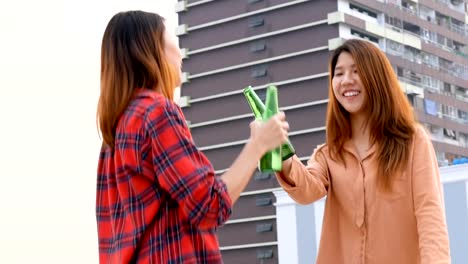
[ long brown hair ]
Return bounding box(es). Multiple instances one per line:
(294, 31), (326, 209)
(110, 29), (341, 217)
(97, 11), (178, 147)
(326, 39), (416, 190)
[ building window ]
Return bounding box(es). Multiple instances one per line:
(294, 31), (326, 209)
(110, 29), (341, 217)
(443, 82), (453, 93)
(458, 110), (468, 122)
(255, 88), (267, 102)
(455, 86), (468, 100)
(406, 93), (416, 106)
(385, 16), (403, 30)
(401, 0), (418, 15)
(349, 3), (378, 18)
(449, 18), (465, 35)
(403, 21), (420, 35)
(421, 29), (437, 44)
(428, 124), (442, 135)
(251, 66), (267, 78)
(459, 132), (468, 147)
(400, 68), (422, 84)
(441, 104), (457, 120)
(350, 29), (379, 44)
(254, 171), (271, 180)
(257, 249), (274, 259)
(435, 12), (449, 27)
(421, 52), (439, 69)
(443, 128), (457, 140)
(255, 197), (273, 206)
(250, 40), (266, 53)
(248, 16), (264, 28)
(418, 5), (435, 22)
(386, 39), (404, 56)
(422, 75), (440, 91)
(256, 223), (273, 233)
(404, 46), (422, 64)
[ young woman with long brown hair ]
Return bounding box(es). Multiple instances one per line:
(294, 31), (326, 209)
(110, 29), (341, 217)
(96, 11), (289, 263)
(277, 39), (450, 263)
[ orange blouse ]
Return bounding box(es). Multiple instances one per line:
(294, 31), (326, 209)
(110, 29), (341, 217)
(276, 125), (450, 264)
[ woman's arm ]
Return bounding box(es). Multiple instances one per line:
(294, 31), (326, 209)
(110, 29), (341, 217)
(412, 126), (450, 263)
(221, 113), (289, 204)
(275, 145), (330, 205)
(149, 100), (288, 229)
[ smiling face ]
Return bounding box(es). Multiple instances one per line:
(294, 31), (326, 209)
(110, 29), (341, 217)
(332, 51), (368, 117)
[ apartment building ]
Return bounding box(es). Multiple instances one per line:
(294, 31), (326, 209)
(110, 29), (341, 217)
(175, 0), (468, 263)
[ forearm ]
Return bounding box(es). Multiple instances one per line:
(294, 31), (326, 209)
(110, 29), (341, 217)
(414, 172), (450, 263)
(277, 156), (295, 186)
(221, 112), (289, 204)
(412, 126), (451, 263)
(415, 202), (450, 263)
(275, 155), (328, 205)
(221, 140), (263, 204)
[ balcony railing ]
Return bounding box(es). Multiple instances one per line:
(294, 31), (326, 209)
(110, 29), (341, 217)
(387, 43), (468, 80)
(398, 76), (439, 92)
(382, 20), (468, 60)
(383, 0), (468, 36)
(431, 0), (466, 14)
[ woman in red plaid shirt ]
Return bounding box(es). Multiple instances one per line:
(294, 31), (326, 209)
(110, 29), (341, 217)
(96, 11), (289, 263)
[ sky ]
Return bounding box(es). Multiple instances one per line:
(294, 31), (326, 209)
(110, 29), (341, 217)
(0, 0), (177, 262)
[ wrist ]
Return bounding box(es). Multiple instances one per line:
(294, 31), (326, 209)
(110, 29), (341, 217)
(246, 138), (265, 159)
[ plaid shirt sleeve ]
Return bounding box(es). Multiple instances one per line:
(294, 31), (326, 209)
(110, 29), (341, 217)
(146, 99), (232, 230)
(97, 92), (232, 263)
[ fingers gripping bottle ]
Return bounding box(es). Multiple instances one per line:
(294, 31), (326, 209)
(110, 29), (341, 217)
(243, 86), (295, 162)
(259, 86), (282, 172)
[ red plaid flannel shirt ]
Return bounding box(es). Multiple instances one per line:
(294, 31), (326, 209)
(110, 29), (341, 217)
(96, 89), (232, 263)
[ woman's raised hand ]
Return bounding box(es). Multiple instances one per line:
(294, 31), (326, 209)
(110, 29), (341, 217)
(249, 112), (289, 156)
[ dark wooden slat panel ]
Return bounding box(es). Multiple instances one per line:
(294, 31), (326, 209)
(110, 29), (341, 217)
(179, 0), (289, 26)
(183, 24), (336, 74)
(181, 50), (330, 99)
(182, 77), (329, 124)
(222, 246), (278, 264)
(191, 103), (327, 147)
(201, 131), (326, 170)
(179, 0), (337, 50)
(243, 171), (280, 192)
(218, 219), (277, 246)
(229, 193), (276, 220)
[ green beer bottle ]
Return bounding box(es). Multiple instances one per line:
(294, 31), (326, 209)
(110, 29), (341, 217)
(258, 86), (282, 172)
(243, 85), (295, 161)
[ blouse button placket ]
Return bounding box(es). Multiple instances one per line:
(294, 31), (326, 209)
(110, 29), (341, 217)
(359, 161), (367, 264)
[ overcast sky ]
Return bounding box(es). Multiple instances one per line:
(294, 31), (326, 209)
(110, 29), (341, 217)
(0, 0), (177, 262)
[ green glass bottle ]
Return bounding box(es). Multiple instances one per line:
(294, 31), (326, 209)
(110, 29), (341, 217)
(243, 86), (265, 120)
(243, 85), (295, 161)
(258, 86), (282, 172)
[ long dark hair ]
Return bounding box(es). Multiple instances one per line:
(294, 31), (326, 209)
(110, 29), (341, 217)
(97, 11), (178, 147)
(326, 39), (416, 190)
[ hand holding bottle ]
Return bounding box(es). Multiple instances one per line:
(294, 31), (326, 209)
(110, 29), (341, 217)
(243, 86), (295, 161)
(248, 112), (289, 158)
